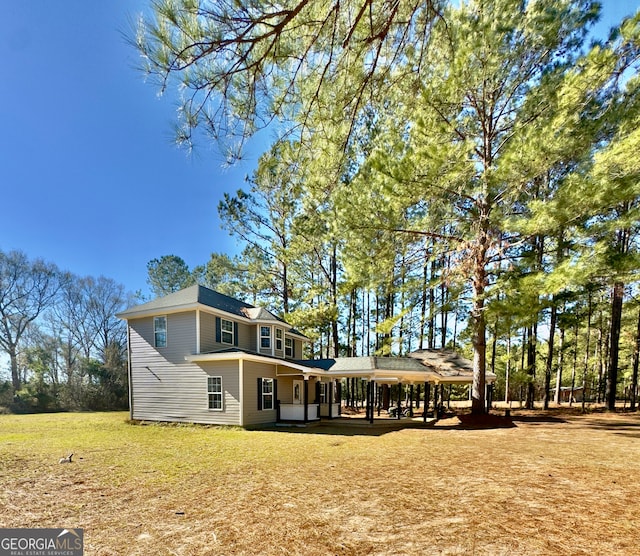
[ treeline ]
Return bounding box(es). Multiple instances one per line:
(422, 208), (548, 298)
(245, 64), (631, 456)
(140, 1), (640, 410)
(0, 249), (134, 413)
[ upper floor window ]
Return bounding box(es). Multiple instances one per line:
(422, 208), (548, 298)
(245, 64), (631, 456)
(208, 376), (223, 410)
(275, 328), (283, 351)
(154, 316), (167, 348)
(221, 318), (234, 345)
(285, 337), (293, 358)
(260, 326), (271, 349)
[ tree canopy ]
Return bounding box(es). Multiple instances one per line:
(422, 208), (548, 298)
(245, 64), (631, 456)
(137, 0), (640, 412)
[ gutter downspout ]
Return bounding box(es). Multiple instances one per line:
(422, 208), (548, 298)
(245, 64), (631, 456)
(126, 323), (133, 420)
(239, 358), (244, 427)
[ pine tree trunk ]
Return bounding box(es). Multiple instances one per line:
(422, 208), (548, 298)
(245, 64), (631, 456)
(596, 308), (604, 403)
(491, 321), (498, 384)
(399, 256), (406, 355)
(543, 302), (557, 409)
(331, 247), (339, 358)
(570, 320), (578, 407)
(505, 328), (511, 403)
(630, 307), (640, 412)
(582, 291), (593, 412)
(419, 249), (429, 350)
(554, 323), (565, 404)
(470, 211), (489, 415)
(607, 281), (624, 410)
(440, 255), (448, 348)
(351, 289), (357, 357)
(428, 258), (436, 349)
(525, 323), (537, 410)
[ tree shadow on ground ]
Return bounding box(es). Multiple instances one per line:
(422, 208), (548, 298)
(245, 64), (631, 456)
(566, 412), (640, 438)
(432, 412), (518, 430)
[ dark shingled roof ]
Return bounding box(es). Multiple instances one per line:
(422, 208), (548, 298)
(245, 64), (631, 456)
(117, 285), (306, 337)
(117, 285), (256, 318)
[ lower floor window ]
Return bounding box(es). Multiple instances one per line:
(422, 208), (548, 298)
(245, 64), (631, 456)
(319, 382), (327, 404)
(262, 377), (274, 410)
(208, 376), (223, 410)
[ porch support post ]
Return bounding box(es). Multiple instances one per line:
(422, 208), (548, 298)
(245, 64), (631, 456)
(365, 381), (370, 421)
(369, 380), (375, 424)
(397, 382), (402, 420)
(328, 379), (333, 419)
(417, 384), (421, 409)
(304, 378), (309, 423)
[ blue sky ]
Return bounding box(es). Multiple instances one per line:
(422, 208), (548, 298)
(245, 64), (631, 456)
(0, 1), (638, 297)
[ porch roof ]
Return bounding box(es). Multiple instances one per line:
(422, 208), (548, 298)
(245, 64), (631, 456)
(187, 348), (496, 385)
(300, 351), (497, 385)
(186, 348), (321, 376)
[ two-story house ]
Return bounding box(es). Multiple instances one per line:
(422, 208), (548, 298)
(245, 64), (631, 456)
(117, 285), (340, 426)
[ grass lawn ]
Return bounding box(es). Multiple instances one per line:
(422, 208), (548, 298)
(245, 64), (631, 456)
(1, 410), (639, 555)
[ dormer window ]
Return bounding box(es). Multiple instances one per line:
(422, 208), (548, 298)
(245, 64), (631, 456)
(260, 326), (271, 349)
(285, 337), (294, 358)
(275, 328), (283, 351)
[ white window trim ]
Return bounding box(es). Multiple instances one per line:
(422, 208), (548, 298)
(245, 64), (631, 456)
(319, 382), (327, 404)
(285, 337), (293, 358)
(260, 326), (271, 350)
(154, 316), (167, 348)
(208, 376), (223, 411)
(221, 318), (234, 345)
(262, 377), (274, 410)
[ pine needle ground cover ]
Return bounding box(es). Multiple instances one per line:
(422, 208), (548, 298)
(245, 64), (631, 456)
(1, 411), (639, 555)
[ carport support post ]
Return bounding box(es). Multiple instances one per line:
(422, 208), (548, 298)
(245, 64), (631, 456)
(433, 384), (439, 422)
(416, 384), (421, 409)
(409, 384), (414, 417)
(303, 378), (309, 423)
(423, 382), (430, 423)
(397, 383), (402, 419)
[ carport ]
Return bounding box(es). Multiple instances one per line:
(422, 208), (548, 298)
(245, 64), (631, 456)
(301, 350), (497, 424)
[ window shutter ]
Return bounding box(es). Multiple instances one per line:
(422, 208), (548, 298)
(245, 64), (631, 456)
(215, 317), (221, 343)
(315, 380), (321, 403)
(234, 322), (239, 346)
(273, 379), (278, 405)
(292, 340), (295, 358)
(257, 378), (263, 410)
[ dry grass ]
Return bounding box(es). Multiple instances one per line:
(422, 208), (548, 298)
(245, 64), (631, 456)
(1, 409), (639, 555)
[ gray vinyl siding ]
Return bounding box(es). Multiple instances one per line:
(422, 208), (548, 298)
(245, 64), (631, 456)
(292, 338), (304, 359)
(242, 361), (279, 426)
(200, 312), (255, 353)
(128, 312), (241, 425)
